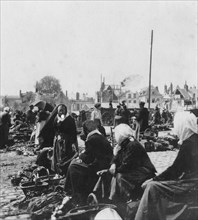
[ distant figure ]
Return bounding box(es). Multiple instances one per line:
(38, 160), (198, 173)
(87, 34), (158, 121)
(91, 103), (103, 125)
(167, 110), (173, 124)
(135, 102), (149, 140)
(0, 107), (12, 148)
(80, 110), (87, 123)
(153, 106), (161, 124)
(26, 105), (36, 125)
(161, 108), (168, 124)
(115, 105), (122, 116)
(120, 104), (131, 125)
(109, 100), (113, 109)
(114, 105), (123, 127)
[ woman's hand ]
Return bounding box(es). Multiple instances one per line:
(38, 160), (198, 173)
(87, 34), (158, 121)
(113, 145), (121, 156)
(141, 178), (153, 190)
(109, 164), (116, 175)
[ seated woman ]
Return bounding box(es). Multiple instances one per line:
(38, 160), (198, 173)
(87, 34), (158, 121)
(64, 120), (113, 205)
(108, 124), (156, 202)
(135, 111), (198, 220)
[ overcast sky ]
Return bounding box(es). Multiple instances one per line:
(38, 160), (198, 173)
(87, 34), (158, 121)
(1, 0), (197, 97)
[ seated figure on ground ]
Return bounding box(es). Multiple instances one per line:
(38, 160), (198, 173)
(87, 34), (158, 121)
(64, 120), (113, 205)
(93, 123), (156, 205)
(108, 124), (156, 202)
(135, 111), (198, 220)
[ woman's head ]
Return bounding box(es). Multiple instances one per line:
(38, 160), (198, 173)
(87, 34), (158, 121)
(83, 120), (97, 132)
(57, 104), (67, 116)
(173, 111), (198, 144)
(94, 103), (101, 109)
(114, 123), (134, 145)
(80, 120), (97, 140)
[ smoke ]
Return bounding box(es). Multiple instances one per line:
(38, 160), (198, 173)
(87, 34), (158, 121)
(120, 74), (148, 91)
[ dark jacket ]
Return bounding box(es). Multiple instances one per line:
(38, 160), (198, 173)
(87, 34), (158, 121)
(154, 133), (198, 181)
(53, 115), (78, 158)
(112, 138), (156, 174)
(136, 107), (149, 132)
(79, 133), (113, 172)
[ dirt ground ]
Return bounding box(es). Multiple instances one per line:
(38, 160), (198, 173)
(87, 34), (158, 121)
(0, 151), (36, 187)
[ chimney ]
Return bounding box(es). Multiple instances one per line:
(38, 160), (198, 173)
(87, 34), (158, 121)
(170, 83), (173, 94)
(76, 92), (80, 100)
(184, 81), (188, 91)
(164, 84), (167, 94)
(65, 90), (68, 98)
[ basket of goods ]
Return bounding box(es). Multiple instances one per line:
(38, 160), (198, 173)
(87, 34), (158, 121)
(20, 181), (49, 198)
(32, 166), (63, 188)
(143, 127), (158, 140)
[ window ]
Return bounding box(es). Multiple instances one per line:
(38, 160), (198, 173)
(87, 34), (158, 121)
(128, 94), (131, 98)
(133, 100), (136, 103)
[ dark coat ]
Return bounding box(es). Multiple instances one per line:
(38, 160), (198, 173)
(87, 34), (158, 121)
(154, 133), (198, 181)
(64, 132), (113, 202)
(52, 115), (78, 174)
(136, 107), (149, 132)
(112, 138), (156, 176)
(79, 133), (113, 172)
(110, 138), (156, 201)
(26, 110), (36, 124)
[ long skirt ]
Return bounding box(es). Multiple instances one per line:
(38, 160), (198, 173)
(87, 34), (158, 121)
(135, 178), (198, 220)
(64, 158), (99, 203)
(110, 168), (155, 202)
(51, 135), (76, 175)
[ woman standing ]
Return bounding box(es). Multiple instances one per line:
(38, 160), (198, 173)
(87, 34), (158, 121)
(52, 104), (78, 174)
(39, 104), (78, 175)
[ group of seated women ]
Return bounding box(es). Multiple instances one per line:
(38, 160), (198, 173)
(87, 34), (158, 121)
(38, 104), (198, 220)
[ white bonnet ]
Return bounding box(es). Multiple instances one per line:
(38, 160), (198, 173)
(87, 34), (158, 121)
(114, 123), (134, 145)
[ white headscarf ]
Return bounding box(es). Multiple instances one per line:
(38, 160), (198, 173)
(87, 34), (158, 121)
(94, 208), (122, 220)
(114, 123), (134, 145)
(3, 107), (10, 113)
(173, 111), (198, 145)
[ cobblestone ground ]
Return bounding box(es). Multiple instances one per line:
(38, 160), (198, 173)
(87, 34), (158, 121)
(0, 133), (178, 220)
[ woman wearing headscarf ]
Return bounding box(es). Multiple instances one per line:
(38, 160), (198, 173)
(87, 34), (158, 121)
(39, 104), (78, 175)
(64, 120), (113, 205)
(109, 124), (156, 202)
(135, 111), (198, 220)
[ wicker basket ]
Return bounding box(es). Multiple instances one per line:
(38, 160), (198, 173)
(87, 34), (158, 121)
(20, 181), (49, 198)
(32, 166), (63, 188)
